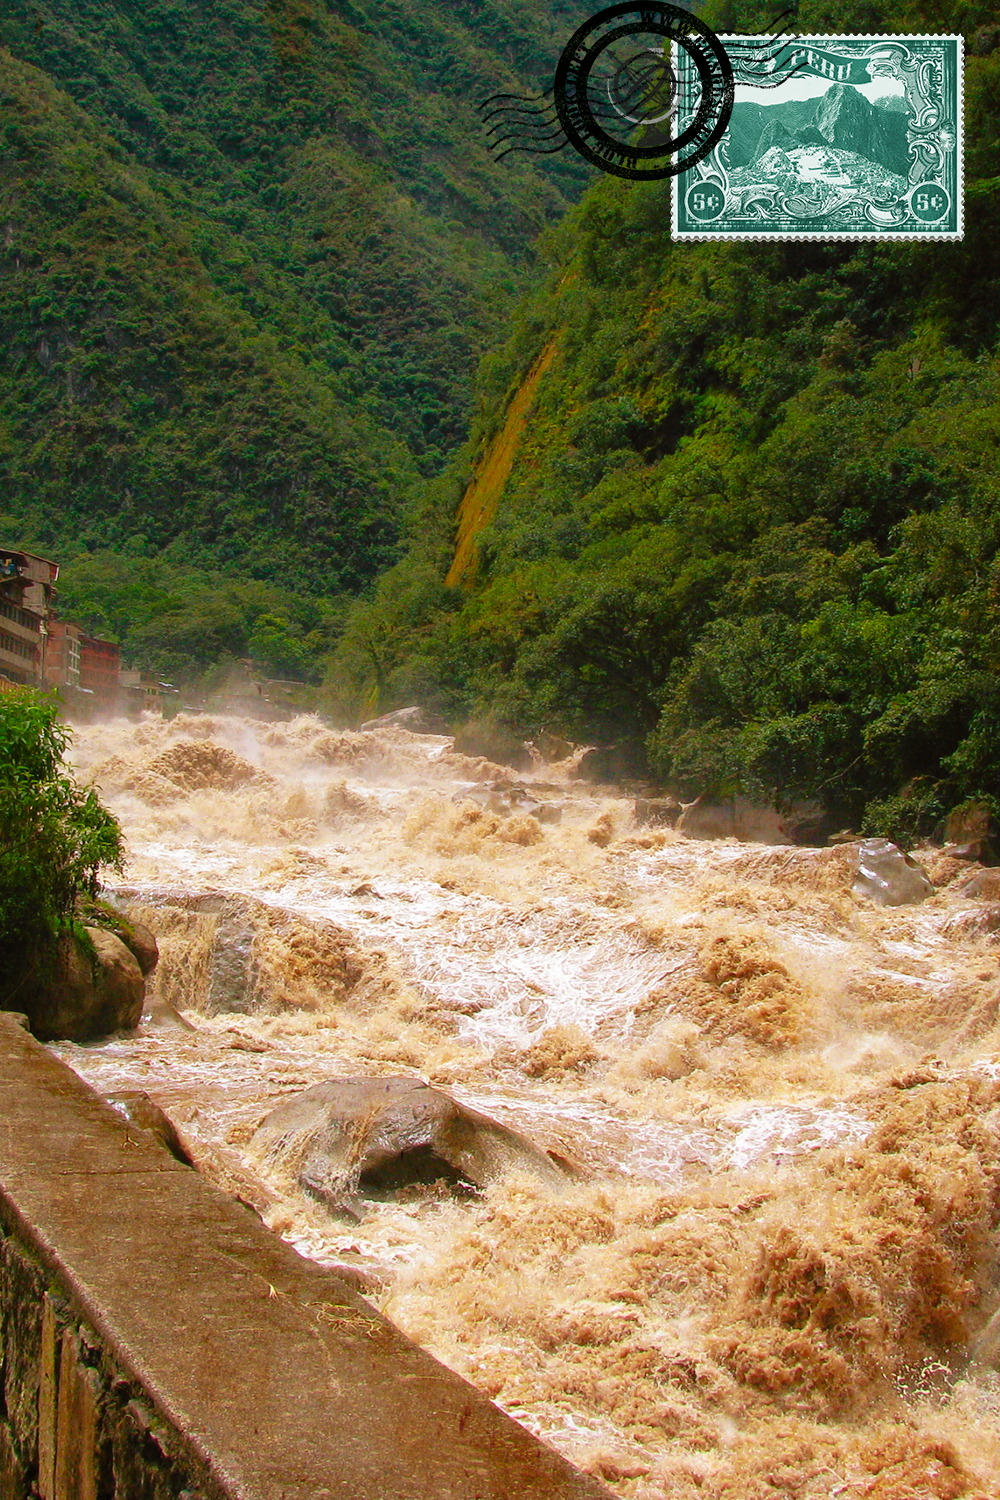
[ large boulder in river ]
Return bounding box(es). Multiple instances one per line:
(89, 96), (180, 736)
(853, 838), (933, 907)
(359, 706), (446, 733)
(15, 927), (145, 1041)
(108, 888), (370, 1017)
(251, 1076), (570, 1218)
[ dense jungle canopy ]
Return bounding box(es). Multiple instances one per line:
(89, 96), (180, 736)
(0, 0), (591, 672)
(325, 0), (1000, 838)
(2, 0), (999, 835)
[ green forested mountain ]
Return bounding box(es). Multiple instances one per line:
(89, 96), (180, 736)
(328, 0), (1000, 836)
(0, 0), (591, 675)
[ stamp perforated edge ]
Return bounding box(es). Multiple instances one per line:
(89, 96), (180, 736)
(670, 34), (965, 242)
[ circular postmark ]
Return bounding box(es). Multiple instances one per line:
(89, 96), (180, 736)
(553, 3), (735, 181)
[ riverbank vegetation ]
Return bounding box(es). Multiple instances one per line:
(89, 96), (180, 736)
(0, 691), (123, 980)
(324, 0), (1000, 838)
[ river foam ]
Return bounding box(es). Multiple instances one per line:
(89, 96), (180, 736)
(55, 710), (1000, 1498)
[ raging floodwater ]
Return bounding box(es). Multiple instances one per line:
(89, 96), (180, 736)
(57, 712), (1000, 1498)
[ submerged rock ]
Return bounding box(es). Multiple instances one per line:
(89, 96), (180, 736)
(251, 1076), (570, 1219)
(118, 917), (159, 976)
(110, 888), (369, 1017)
(457, 780), (562, 824)
(634, 796), (682, 828)
(852, 838), (933, 907)
(956, 868), (1000, 901)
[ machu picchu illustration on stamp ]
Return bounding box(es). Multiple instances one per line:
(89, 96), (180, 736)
(673, 35), (963, 240)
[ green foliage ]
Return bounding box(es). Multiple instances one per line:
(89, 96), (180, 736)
(333, 2), (1000, 839)
(41, 546), (343, 683)
(0, 0), (593, 657)
(0, 691), (124, 964)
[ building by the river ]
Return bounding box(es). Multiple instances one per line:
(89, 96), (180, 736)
(0, 547), (161, 715)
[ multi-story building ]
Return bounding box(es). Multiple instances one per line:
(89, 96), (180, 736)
(0, 549), (57, 689)
(44, 618), (83, 692)
(1, 545), (162, 717)
(78, 633), (121, 710)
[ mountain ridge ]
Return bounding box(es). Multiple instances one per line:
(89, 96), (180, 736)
(725, 82), (910, 178)
(0, 0), (594, 672)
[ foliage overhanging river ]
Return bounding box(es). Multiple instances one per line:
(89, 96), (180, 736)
(55, 710), (1000, 1498)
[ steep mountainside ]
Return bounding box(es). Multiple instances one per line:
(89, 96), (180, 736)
(0, 0), (592, 673)
(327, 0), (1000, 838)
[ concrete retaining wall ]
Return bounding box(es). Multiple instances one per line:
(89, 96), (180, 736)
(0, 1014), (610, 1500)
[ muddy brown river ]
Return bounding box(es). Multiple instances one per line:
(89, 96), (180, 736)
(56, 710), (1000, 1499)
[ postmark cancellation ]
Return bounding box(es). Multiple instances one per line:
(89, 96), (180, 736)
(672, 35), (963, 240)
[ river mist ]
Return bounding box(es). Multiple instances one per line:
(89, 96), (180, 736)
(54, 710), (1000, 1498)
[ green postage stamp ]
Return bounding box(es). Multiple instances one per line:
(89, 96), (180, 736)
(673, 35), (963, 240)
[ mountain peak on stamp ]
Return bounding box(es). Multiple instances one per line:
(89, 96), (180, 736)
(815, 84), (905, 174)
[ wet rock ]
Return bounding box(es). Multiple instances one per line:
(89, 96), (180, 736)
(119, 917), (159, 976)
(939, 799), (1000, 866)
(359, 706), (444, 733)
(572, 742), (648, 783)
(942, 904), (1000, 940)
(141, 992), (195, 1031)
(677, 796), (787, 843)
(251, 1076), (569, 1218)
(16, 927), (145, 1041)
(524, 731), (576, 766)
(955, 868), (1000, 901)
(852, 838), (933, 907)
(111, 888), (367, 1017)
(106, 1091), (194, 1166)
(634, 796), (682, 828)
(450, 719), (533, 772)
(776, 804), (839, 846)
(457, 780), (561, 824)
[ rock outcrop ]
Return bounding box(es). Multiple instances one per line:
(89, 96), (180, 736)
(15, 927), (145, 1041)
(939, 800), (1000, 866)
(251, 1076), (570, 1219)
(634, 796), (682, 828)
(852, 838), (933, 907)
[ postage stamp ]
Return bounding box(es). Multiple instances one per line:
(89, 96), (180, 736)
(672, 35), (964, 240)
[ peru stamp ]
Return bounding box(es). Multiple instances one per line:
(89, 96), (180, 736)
(672, 35), (963, 240)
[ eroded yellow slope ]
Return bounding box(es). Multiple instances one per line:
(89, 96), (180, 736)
(446, 341), (557, 587)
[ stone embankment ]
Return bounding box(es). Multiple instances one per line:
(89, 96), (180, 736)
(0, 1013), (610, 1500)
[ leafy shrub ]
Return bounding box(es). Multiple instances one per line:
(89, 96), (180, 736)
(0, 692), (124, 966)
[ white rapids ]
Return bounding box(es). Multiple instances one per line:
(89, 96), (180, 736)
(50, 710), (1000, 1499)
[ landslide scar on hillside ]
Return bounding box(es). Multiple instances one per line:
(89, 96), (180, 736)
(446, 341), (557, 588)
